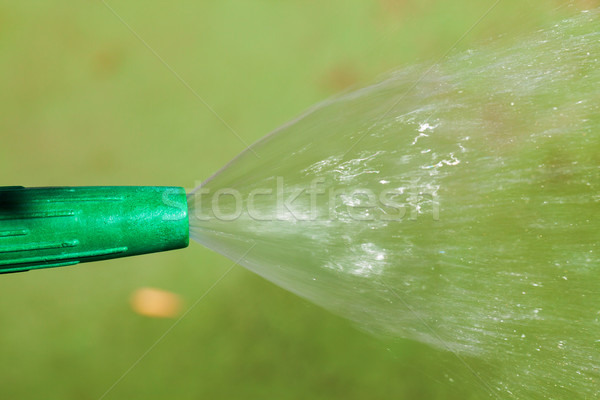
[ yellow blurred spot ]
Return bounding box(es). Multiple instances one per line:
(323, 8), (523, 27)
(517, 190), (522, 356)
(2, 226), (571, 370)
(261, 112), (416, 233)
(130, 287), (183, 318)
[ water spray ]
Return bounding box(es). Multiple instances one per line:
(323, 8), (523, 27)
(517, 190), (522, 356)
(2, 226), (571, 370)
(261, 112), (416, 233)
(1, 9), (599, 400)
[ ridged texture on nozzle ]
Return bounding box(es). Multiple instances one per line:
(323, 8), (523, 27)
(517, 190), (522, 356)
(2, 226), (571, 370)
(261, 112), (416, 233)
(0, 186), (189, 273)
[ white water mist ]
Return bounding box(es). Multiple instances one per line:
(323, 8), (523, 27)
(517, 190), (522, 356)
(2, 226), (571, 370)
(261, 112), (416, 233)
(189, 10), (599, 399)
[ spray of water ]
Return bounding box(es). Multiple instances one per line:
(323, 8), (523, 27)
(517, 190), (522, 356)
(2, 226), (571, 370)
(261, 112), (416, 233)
(188, 9), (599, 399)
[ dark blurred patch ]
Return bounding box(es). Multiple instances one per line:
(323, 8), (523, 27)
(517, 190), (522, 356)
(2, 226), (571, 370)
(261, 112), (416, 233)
(0, 187), (26, 213)
(378, 0), (411, 17)
(319, 63), (360, 93)
(92, 46), (124, 78)
(480, 100), (523, 149)
(540, 148), (577, 187)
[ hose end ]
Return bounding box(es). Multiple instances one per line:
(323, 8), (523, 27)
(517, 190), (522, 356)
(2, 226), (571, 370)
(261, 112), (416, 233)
(0, 186), (189, 273)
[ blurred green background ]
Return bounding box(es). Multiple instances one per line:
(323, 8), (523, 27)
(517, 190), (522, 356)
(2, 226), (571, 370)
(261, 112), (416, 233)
(0, 1), (594, 399)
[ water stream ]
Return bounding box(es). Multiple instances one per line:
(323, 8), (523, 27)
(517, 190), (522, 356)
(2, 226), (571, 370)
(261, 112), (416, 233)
(188, 9), (599, 398)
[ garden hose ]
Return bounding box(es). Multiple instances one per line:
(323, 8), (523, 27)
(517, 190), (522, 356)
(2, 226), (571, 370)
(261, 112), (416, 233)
(0, 186), (189, 274)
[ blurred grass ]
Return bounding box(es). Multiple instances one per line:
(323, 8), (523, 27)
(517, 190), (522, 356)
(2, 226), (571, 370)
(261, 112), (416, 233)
(0, 1), (592, 399)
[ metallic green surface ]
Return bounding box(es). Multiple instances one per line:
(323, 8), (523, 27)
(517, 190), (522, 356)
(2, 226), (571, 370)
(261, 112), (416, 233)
(0, 186), (189, 273)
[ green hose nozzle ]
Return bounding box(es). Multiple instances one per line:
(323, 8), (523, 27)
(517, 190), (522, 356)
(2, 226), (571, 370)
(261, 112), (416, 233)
(0, 186), (189, 274)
